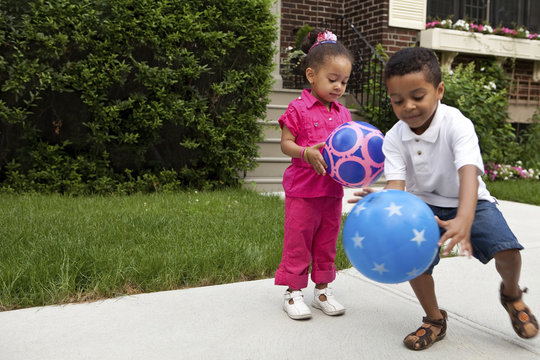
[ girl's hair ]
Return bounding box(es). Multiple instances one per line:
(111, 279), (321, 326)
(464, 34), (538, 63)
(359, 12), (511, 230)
(384, 47), (441, 88)
(299, 28), (354, 72)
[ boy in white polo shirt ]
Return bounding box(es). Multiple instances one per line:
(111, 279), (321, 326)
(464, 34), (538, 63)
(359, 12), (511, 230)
(353, 47), (538, 350)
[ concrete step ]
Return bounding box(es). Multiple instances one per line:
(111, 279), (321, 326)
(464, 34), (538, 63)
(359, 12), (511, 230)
(244, 157), (290, 178)
(242, 177), (284, 192)
(245, 89), (367, 192)
(259, 119), (281, 139)
(257, 138), (284, 157)
(269, 89), (302, 104)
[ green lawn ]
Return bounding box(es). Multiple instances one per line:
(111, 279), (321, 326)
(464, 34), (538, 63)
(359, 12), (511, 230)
(485, 179), (540, 205)
(0, 189), (350, 310)
(0, 179), (536, 310)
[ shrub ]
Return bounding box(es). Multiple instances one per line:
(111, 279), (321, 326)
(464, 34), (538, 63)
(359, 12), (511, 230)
(442, 62), (520, 165)
(0, 0), (277, 193)
(514, 111), (540, 168)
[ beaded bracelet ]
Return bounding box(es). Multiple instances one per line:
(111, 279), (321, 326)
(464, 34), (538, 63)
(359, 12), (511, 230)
(303, 147), (310, 163)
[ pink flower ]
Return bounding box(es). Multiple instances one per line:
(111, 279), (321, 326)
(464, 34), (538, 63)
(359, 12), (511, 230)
(317, 30), (337, 43)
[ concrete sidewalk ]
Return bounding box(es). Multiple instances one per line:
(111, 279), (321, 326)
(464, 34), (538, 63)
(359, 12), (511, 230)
(0, 195), (539, 359)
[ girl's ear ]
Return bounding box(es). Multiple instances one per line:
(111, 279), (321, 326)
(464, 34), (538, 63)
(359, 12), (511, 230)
(305, 67), (315, 84)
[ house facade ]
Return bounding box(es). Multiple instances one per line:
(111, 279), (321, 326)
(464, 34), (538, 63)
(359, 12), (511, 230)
(274, 0), (540, 123)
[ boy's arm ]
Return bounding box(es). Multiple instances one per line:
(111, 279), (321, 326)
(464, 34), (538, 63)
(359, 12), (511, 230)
(437, 164), (478, 257)
(384, 180), (405, 191)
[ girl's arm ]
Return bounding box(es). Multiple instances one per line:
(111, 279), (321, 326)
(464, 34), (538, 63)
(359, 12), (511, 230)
(281, 125), (327, 175)
(436, 164), (478, 257)
(347, 180), (405, 204)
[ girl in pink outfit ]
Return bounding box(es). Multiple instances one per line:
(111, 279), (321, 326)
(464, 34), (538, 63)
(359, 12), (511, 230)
(275, 29), (354, 320)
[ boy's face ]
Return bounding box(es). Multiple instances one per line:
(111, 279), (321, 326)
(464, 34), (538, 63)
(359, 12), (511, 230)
(386, 71), (444, 135)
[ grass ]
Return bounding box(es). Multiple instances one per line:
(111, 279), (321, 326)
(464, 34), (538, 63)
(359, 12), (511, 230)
(1, 179), (536, 310)
(485, 179), (540, 205)
(0, 189), (350, 310)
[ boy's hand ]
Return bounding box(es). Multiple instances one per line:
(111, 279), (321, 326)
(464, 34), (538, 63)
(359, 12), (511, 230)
(305, 142), (327, 175)
(436, 216), (473, 258)
(347, 187), (377, 203)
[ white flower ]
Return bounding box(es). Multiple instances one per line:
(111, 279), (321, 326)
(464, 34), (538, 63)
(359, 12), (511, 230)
(480, 67), (485, 71)
(484, 25), (493, 33)
(489, 81), (496, 89)
(454, 19), (469, 30)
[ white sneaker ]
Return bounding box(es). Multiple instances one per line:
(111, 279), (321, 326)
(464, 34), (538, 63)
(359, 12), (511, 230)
(283, 290), (312, 320)
(311, 287), (345, 316)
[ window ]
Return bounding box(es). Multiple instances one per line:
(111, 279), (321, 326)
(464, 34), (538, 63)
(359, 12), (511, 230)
(427, 0), (539, 31)
(491, 0), (538, 32)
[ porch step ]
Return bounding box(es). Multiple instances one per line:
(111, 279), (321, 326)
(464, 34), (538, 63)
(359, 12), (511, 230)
(244, 88), (368, 192)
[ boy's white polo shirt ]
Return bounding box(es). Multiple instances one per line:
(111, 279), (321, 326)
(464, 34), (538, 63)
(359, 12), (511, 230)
(383, 102), (493, 208)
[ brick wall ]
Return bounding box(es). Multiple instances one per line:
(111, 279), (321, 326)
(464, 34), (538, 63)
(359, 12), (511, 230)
(279, 0), (537, 110)
(280, 0), (417, 58)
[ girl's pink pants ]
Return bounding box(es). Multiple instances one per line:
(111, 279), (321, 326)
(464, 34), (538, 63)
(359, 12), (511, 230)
(274, 196), (342, 290)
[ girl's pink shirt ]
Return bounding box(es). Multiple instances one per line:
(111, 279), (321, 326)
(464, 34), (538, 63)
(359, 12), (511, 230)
(279, 89), (352, 198)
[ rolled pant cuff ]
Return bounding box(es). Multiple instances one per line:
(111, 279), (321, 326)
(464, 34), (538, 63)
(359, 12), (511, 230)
(274, 270), (309, 290)
(311, 269), (336, 285)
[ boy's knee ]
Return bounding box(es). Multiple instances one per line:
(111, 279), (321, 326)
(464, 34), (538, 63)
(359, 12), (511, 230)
(494, 249), (521, 263)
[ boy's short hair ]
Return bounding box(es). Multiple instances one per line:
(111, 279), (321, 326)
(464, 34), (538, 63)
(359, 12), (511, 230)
(384, 47), (441, 88)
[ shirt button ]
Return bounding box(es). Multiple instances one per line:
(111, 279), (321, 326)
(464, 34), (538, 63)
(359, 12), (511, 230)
(417, 150), (422, 155)
(329, 117), (332, 121)
(415, 139), (420, 142)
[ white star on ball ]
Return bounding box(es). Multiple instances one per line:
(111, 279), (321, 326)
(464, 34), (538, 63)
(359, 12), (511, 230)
(406, 268), (420, 278)
(372, 262), (389, 275)
(384, 202), (403, 216)
(352, 233), (364, 248)
(353, 203), (367, 216)
(410, 229), (427, 246)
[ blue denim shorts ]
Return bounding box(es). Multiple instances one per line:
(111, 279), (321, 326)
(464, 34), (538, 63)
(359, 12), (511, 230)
(425, 200), (523, 274)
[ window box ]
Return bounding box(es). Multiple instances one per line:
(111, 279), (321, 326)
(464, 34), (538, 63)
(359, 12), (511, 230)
(419, 28), (540, 61)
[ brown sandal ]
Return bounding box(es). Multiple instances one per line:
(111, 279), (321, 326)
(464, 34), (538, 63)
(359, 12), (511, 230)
(500, 284), (539, 339)
(403, 310), (447, 351)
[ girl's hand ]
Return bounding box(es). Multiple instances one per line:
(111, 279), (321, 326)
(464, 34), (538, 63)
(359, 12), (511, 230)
(347, 187), (377, 203)
(305, 142), (327, 175)
(436, 216), (473, 258)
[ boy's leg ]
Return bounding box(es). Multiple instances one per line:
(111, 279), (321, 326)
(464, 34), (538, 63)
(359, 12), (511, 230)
(494, 249), (521, 298)
(469, 201), (537, 338)
(409, 274), (443, 320)
(403, 203), (449, 350)
(494, 249), (538, 338)
(404, 274), (447, 350)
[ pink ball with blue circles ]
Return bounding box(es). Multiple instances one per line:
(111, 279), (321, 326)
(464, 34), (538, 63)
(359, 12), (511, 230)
(322, 121), (385, 188)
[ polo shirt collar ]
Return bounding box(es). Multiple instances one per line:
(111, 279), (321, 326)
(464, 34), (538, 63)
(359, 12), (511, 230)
(301, 89), (341, 112)
(401, 101), (442, 143)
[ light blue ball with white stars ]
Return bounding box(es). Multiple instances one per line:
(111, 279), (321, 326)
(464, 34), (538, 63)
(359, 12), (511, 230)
(343, 189), (440, 284)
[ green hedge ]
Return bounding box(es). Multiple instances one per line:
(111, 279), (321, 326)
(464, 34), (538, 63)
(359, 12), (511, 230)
(0, 0), (277, 193)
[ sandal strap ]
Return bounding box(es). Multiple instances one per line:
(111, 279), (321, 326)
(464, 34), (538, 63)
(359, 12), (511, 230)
(404, 310), (448, 350)
(422, 309), (448, 328)
(500, 284), (527, 303)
